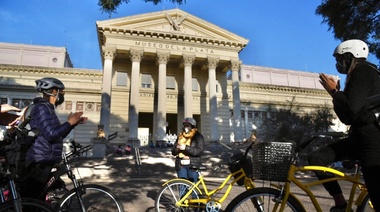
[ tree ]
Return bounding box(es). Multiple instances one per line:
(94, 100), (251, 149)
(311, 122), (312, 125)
(98, 0), (186, 16)
(260, 98), (336, 145)
(316, 0), (380, 61)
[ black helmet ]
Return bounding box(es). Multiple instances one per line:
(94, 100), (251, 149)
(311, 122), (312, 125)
(35, 77), (65, 93)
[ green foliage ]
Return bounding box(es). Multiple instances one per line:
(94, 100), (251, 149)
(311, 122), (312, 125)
(98, 0), (186, 15)
(260, 98), (336, 148)
(316, 0), (380, 60)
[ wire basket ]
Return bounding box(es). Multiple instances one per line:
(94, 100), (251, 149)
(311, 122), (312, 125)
(251, 141), (295, 182)
(228, 152), (253, 186)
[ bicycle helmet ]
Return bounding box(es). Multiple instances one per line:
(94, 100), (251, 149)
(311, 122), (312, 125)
(35, 77), (65, 93)
(333, 39), (369, 59)
(183, 117), (196, 127)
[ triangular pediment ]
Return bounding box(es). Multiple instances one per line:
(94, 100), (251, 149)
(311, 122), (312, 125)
(96, 9), (248, 47)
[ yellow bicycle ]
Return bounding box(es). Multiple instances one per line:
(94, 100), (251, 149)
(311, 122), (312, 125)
(155, 146), (256, 212)
(225, 135), (373, 212)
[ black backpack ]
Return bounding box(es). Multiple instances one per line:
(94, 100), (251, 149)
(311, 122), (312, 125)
(13, 104), (39, 177)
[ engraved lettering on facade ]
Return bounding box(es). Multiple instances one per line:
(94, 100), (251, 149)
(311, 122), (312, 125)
(135, 41), (214, 54)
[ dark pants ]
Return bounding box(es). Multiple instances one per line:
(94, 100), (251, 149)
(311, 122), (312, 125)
(308, 124), (380, 211)
(19, 163), (53, 201)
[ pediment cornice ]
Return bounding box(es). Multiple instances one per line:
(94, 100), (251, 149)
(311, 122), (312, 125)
(96, 9), (249, 50)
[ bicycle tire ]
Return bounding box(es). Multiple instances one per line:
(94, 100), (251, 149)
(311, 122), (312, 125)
(357, 193), (375, 212)
(225, 187), (305, 212)
(55, 184), (124, 212)
(155, 179), (202, 212)
(0, 197), (56, 212)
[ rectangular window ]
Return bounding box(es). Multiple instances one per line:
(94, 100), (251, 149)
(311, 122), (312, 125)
(0, 98), (7, 104)
(76, 102), (84, 111)
(116, 71), (128, 86)
(166, 76), (176, 90)
(141, 74), (152, 88)
(66, 101), (72, 110)
(248, 111), (253, 119)
(262, 111), (268, 119)
(96, 103), (102, 112)
(12, 99), (21, 108)
(241, 110), (245, 118)
(192, 78), (199, 91)
(254, 111), (261, 119)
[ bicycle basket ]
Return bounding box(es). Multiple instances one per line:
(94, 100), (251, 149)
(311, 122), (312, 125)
(228, 151), (253, 186)
(251, 141), (295, 182)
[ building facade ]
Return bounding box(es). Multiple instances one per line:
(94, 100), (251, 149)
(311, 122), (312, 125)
(0, 9), (339, 146)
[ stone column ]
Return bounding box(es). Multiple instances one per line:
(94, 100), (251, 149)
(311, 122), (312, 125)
(100, 48), (116, 137)
(128, 49), (143, 141)
(231, 60), (243, 142)
(207, 57), (220, 141)
(182, 54), (195, 118)
(156, 51), (170, 142)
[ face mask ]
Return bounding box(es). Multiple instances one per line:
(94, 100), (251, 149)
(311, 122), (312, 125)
(336, 62), (347, 74)
(55, 93), (65, 106)
(184, 126), (192, 133)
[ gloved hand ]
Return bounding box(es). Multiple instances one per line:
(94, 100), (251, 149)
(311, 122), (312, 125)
(178, 144), (186, 150)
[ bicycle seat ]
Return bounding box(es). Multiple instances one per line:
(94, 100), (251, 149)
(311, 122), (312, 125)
(189, 165), (207, 171)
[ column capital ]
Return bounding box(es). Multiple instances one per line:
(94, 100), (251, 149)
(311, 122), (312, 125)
(156, 52), (170, 65)
(230, 60), (241, 71)
(103, 48), (116, 60)
(130, 49), (144, 62)
(207, 57), (220, 69)
(182, 54), (195, 66)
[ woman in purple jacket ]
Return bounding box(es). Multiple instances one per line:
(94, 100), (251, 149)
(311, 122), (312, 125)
(20, 77), (84, 200)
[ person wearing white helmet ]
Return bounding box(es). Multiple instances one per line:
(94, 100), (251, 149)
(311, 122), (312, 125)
(171, 117), (205, 184)
(19, 77), (85, 201)
(309, 39), (380, 211)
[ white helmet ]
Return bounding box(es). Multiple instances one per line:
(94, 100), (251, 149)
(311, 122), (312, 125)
(333, 39), (369, 59)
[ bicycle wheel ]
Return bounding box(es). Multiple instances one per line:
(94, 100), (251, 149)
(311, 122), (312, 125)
(0, 198), (56, 212)
(357, 193), (375, 212)
(155, 179), (202, 212)
(56, 184), (124, 212)
(225, 187), (305, 212)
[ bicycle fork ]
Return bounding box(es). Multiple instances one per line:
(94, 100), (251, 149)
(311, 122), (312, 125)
(64, 154), (87, 212)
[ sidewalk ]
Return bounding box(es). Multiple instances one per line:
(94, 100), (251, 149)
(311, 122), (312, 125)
(67, 141), (340, 211)
(68, 141), (249, 211)
(73, 140), (247, 181)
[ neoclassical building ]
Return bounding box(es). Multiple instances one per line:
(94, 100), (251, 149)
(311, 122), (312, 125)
(0, 9), (338, 146)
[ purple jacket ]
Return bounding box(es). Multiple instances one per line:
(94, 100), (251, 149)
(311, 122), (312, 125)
(26, 97), (72, 163)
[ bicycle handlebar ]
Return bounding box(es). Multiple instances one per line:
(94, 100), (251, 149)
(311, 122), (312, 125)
(294, 134), (333, 153)
(65, 139), (92, 159)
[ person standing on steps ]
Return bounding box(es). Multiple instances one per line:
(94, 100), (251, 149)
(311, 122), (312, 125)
(172, 117), (205, 183)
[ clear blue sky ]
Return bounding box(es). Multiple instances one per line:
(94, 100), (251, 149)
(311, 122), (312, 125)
(1, 0), (377, 82)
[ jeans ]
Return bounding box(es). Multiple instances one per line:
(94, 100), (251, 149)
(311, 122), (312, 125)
(176, 165), (199, 183)
(176, 165), (199, 200)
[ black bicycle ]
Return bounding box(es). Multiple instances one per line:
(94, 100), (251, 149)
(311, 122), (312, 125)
(37, 140), (125, 212)
(0, 144), (56, 212)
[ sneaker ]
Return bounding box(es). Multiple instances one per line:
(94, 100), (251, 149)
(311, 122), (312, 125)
(330, 203), (353, 212)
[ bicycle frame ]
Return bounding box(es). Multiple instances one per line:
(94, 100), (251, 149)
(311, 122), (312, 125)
(273, 162), (367, 212)
(168, 167), (254, 207)
(40, 142), (93, 211)
(1, 172), (23, 211)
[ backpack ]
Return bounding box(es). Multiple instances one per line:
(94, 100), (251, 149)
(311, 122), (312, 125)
(13, 103), (39, 177)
